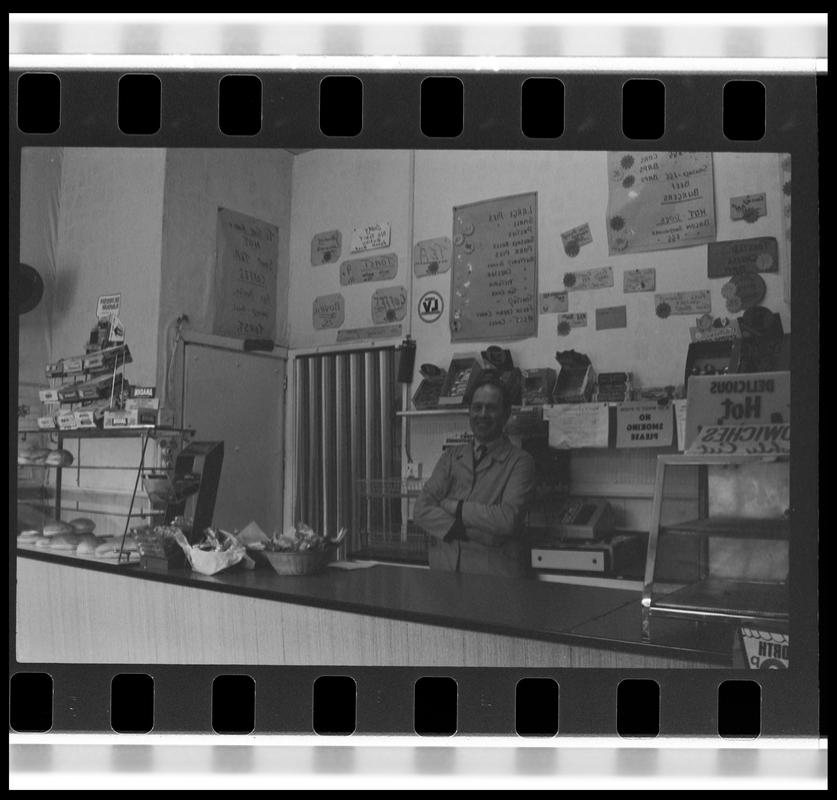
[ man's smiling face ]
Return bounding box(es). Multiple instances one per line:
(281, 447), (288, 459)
(469, 384), (508, 444)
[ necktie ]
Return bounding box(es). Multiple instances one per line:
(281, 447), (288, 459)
(474, 445), (486, 467)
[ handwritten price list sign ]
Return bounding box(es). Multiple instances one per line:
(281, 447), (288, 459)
(606, 152), (716, 255)
(450, 192), (538, 342)
(214, 207), (279, 340)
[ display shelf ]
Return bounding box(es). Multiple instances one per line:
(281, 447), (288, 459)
(663, 516), (790, 539)
(652, 578), (788, 621)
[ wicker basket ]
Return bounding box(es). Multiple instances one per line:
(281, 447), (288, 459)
(255, 546), (336, 576)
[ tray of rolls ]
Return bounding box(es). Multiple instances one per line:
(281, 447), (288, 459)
(16, 517), (141, 563)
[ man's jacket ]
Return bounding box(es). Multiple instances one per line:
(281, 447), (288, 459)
(413, 436), (536, 578)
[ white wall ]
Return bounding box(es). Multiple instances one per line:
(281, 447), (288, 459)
(287, 150), (413, 349)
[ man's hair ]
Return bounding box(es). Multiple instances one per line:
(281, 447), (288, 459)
(465, 372), (512, 415)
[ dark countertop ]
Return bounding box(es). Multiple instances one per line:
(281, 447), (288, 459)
(16, 547), (732, 664)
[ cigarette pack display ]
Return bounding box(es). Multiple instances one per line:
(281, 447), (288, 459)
(521, 368), (557, 406)
(438, 355), (484, 406)
(552, 365), (596, 403)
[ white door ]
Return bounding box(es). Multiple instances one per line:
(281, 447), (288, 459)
(182, 342), (285, 534)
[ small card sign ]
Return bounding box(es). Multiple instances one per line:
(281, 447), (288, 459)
(337, 324), (402, 342)
(564, 266), (614, 292)
(707, 237), (779, 278)
(686, 423), (790, 456)
(351, 222), (391, 253)
(615, 402), (674, 448)
(689, 318), (741, 343)
(623, 268), (656, 293)
(544, 403), (610, 449)
(413, 237), (452, 277)
(595, 305), (628, 331)
(655, 290), (711, 316)
(730, 193), (767, 222)
(560, 223), (593, 257)
(556, 312), (588, 334)
(539, 292), (569, 314)
(312, 293), (345, 330)
(96, 294), (121, 320)
(311, 230), (342, 265)
(371, 287), (408, 324)
(340, 253), (399, 286)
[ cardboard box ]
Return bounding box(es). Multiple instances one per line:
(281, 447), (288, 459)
(103, 409), (139, 428)
(552, 364), (595, 403)
(39, 388), (60, 403)
(57, 412), (79, 430)
(74, 410), (97, 428)
(37, 416), (57, 430)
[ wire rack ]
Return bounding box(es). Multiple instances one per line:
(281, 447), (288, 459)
(354, 477), (429, 561)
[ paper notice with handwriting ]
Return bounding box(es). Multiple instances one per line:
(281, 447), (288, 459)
(371, 287), (408, 324)
(351, 222), (391, 253)
(606, 152), (716, 255)
(544, 403), (610, 449)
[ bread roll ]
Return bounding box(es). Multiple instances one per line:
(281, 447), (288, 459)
(34, 537), (53, 548)
(43, 520), (74, 537)
(18, 529), (41, 540)
(47, 534), (82, 551)
(69, 517), (96, 534)
(74, 534), (100, 554)
(45, 449), (74, 467)
(17, 531), (45, 546)
(19, 447), (49, 464)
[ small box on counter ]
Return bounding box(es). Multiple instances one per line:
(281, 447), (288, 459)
(63, 357), (84, 374)
(57, 411), (79, 430)
(45, 361), (64, 378)
(103, 409), (140, 428)
(39, 388), (61, 403)
(57, 386), (81, 403)
(521, 368), (557, 406)
(552, 365), (595, 403)
(82, 352), (105, 371)
(125, 397), (159, 425)
(74, 410), (97, 428)
(37, 416), (57, 430)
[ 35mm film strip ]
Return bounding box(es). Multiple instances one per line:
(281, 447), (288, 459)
(10, 61), (820, 747)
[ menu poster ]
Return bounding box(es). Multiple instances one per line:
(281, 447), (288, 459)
(623, 268), (656, 293)
(312, 293), (345, 330)
(371, 286), (408, 324)
(351, 222), (391, 253)
(340, 253), (399, 286)
(615, 402), (674, 448)
(337, 324), (402, 342)
(450, 192), (538, 342)
(606, 152), (716, 255)
(214, 207), (278, 341)
(563, 266), (614, 292)
(544, 403), (610, 449)
(413, 237), (452, 277)
(655, 290), (711, 317)
(311, 230), (342, 265)
(539, 291), (569, 314)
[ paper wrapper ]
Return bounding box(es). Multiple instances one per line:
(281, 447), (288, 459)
(174, 530), (254, 576)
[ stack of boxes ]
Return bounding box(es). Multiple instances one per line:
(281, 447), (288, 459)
(595, 372), (633, 403)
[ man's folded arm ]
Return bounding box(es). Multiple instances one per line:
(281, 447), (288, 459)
(412, 452), (457, 541)
(461, 453), (536, 542)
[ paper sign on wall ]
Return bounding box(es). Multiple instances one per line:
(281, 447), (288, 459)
(730, 193), (767, 222)
(413, 237), (452, 277)
(684, 371), (790, 450)
(707, 237), (779, 278)
(312, 293), (345, 330)
(623, 268), (656, 293)
(371, 286), (408, 324)
(96, 294), (121, 320)
(606, 152), (716, 255)
(418, 290), (444, 323)
(311, 230), (342, 265)
(544, 403), (610, 449)
(214, 207), (279, 341)
(560, 223), (593, 257)
(351, 222), (391, 253)
(556, 312), (588, 335)
(595, 306), (628, 331)
(337, 324), (402, 342)
(450, 192), (538, 342)
(564, 266), (613, 291)
(339, 253), (399, 286)
(539, 292), (569, 314)
(615, 402), (674, 448)
(655, 290), (711, 317)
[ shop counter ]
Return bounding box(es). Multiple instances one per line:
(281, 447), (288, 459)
(15, 548), (734, 668)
